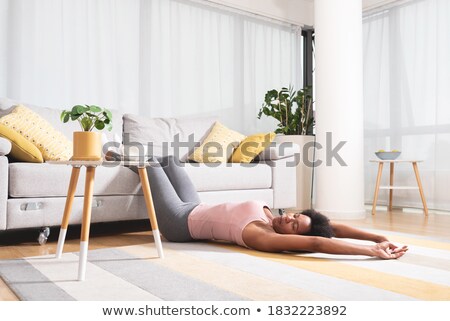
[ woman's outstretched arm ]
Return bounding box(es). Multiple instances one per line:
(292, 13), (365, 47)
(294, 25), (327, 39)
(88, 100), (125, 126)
(330, 222), (388, 243)
(243, 231), (406, 259)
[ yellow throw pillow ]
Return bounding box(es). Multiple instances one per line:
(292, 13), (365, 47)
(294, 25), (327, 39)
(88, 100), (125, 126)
(189, 121), (246, 163)
(231, 132), (275, 163)
(0, 124), (43, 162)
(0, 105), (72, 161)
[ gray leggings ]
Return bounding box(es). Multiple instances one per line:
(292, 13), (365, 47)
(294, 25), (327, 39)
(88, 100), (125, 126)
(131, 156), (200, 242)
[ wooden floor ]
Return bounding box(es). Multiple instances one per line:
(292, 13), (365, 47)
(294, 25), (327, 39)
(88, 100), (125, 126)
(1, 209), (449, 301)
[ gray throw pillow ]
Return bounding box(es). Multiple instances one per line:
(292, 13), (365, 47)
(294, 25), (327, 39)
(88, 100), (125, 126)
(122, 113), (218, 162)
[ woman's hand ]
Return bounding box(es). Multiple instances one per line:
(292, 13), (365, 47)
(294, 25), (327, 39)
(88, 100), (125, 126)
(371, 241), (408, 259)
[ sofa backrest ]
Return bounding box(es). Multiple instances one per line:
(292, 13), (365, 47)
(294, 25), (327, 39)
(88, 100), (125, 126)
(0, 97), (123, 143)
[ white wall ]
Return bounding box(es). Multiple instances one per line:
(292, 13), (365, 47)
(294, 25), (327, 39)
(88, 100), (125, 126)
(206, 0), (314, 26)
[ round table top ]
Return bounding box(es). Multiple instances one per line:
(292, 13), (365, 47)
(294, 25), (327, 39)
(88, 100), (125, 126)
(46, 159), (158, 167)
(369, 159), (423, 163)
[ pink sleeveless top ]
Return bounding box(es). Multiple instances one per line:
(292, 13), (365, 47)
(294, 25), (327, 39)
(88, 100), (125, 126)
(187, 200), (272, 248)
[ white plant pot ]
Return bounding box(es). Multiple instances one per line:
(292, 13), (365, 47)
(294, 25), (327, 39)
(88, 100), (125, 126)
(275, 134), (315, 211)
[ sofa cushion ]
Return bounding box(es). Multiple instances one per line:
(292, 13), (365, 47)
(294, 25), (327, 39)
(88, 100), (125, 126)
(183, 162), (272, 191)
(9, 163), (142, 198)
(0, 124), (43, 162)
(123, 113), (217, 161)
(9, 161), (272, 198)
(188, 121), (246, 163)
(0, 105), (73, 161)
(231, 132), (275, 163)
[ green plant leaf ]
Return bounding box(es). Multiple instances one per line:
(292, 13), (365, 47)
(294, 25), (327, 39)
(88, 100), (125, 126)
(60, 111), (67, 122)
(71, 105), (81, 115)
(73, 105), (88, 115)
(89, 105), (102, 113)
(63, 113), (70, 123)
(104, 109), (112, 120)
(71, 113), (81, 121)
(105, 123), (113, 131)
(94, 120), (105, 130)
(69, 114), (81, 120)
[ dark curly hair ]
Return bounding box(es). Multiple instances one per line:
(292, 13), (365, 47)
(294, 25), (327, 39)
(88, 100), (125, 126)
(300, 209), (335, 238)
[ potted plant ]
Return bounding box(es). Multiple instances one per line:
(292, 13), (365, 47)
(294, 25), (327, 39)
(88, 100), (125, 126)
(258, 86), (315, 210)
(60, 105), (112, 160)
(258, 85), (314, 135)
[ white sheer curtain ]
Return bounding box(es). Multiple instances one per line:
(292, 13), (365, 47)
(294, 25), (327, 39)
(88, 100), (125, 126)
(0, 0), (141, 110)
(0, 0), (302, 134)
(243, 19), (303, 134)
(363, 0), (450, 211)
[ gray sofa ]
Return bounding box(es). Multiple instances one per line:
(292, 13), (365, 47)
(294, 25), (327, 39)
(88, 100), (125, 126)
(0, 98), (297, 241)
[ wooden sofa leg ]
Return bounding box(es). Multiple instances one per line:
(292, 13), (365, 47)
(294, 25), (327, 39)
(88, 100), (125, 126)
(37, 227), (50, 245)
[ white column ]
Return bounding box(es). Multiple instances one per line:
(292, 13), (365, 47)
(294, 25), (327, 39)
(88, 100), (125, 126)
(313, 0), (365, 219)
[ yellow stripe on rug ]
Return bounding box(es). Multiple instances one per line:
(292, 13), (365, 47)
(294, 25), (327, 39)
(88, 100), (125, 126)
(122, 243), (331, 301)
(211, 243), (450, 301)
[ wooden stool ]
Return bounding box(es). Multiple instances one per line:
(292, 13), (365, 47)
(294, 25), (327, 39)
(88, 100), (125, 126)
(370, 160), (428, 216)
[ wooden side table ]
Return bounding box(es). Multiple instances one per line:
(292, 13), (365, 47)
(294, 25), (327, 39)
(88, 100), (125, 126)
(47, 160), (164, 281)
(370, 160), (428, 216)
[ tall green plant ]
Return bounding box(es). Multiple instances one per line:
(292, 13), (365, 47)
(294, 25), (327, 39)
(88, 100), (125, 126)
(257, 86), (314, 135)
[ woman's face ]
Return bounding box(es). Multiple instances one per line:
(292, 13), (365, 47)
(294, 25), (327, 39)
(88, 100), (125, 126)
(272, 213), (312, 235)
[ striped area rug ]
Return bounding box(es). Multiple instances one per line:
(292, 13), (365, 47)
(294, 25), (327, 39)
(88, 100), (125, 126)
(1, 229), (449, 301)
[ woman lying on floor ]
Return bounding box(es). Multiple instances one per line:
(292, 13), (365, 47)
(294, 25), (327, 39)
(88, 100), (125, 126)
(113, 154), (408, 260)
